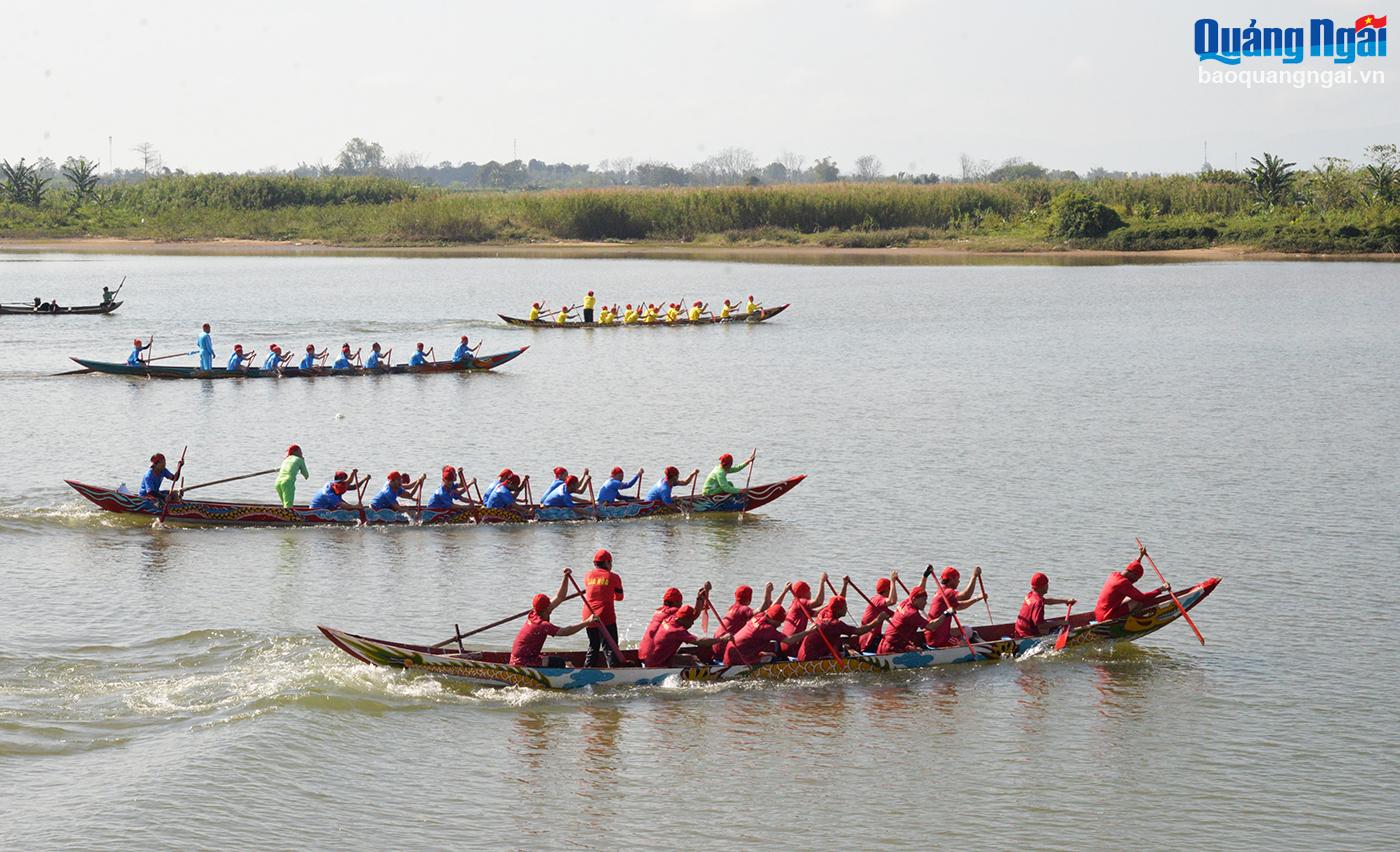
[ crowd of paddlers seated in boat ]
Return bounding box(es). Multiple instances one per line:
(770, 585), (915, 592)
(526, 292), (768, 324)
(127, 328), (489, 372)
(503, 545), (1175, 669)
(136, 448), (760, 511)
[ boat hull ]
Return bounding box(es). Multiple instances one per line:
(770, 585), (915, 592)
(500, 304), (789, 328)
(1, 300), (122, 315)
(68, 346), (527, 378)
(65, 475), (804, 527)
(318, 578), (1220, 690)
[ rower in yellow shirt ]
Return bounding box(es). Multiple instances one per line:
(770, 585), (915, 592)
(623, 304), (639, 324)
(597, 305), (613, 325)
(686, 300), (705, 322)
(643, 304), (659, 324)
(528, 302), (543, 322)
(582, 290), (597, 323)
(745, 294), (762, 316)
(555, 306), (575, 325)
(719, 299), (735, 319)
(665, 303), (680, 324)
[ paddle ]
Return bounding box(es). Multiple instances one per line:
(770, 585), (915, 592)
(354, 473), (370, 526)
(636, 467), (645, 499)
(1136, 538), (1206, 645)
(430, 591), (585, 649)
(566, 571), (630, 665)
(54, 350), (197, 376)
(180, 467), (279, 493)
(1054, 603), (1075, 651)
(701, 595), (746, 664)
(154, 446), (187, 526)
(110, 276), (126, 301)
(797, 597), (846, 669)
(928, 564), (981, 661)
(977, 570), (994, 623)
(740, 448), (757, 515)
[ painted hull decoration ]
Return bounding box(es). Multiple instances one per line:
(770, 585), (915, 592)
(66, 347), (528, 379)
(1, 301), (122, 315)
(319, 578), (1221, 691)
(500, 304), (789, 328)
(65, 475), (805, 527)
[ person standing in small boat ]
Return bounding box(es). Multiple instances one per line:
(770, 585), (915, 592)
(796, 595), (887, 662)
(263, 344), (290, 374)
(1013, 572), (1077, 638)
(370, 471), (421, 512)
(925, 566), (986, 647)
(1095, 545), (1169, 622)
(300, 344), (326, 371)
(227, 344), (255, 373)
(275, 445), (309, 508)
(409, 342), (432, 367)
(365, 342), (389, 370)
(196, 323), (215, 371)
(644, 466), (697, 504)
(309, 469), (366, 510)
(139, 453), (179, 502)
(642, 605), (731, 669)
(126, 337), (152, 367)
(509, 569), (598, 667)
(452, 336), (478, 365)
(595, 467), (642, 503)
(582, 290), (596, 323)
(425, 466), (473, 511)
(702, 451), (754, 496)
(332, 344), (358, 370)
(582, 549), (625, 667)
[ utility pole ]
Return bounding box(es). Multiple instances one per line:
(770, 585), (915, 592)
(109, 136), (113, 173)
(513, 137), (517, 161)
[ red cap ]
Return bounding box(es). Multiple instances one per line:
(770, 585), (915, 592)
(532, 302), (540, 308)
(593, 548), (612, 567)
(234, 344), (243, 352)
(693, 300), (701, 305)
(1031, 572), (1049, 592)
(791, 581), (811, 600)
(460, 335), (469, 342)
(672, 605), (697, 626)
(941, 566), (960, 586)
(150, 453), (165, 465)
(665, 465), (679, 480)
(875, 578), (892, 595)
(341, 344), (351, 352)
(553, 466), (567, 479)
(306, 344), (315, 352)
(663, 587), (683, 606)
(1125, 560), (1144, 580)
(610, 466), (624, 478)
(442, 465), (456, 481)
(824, 595), (847, 618)
(565, 475), (579, 488)
(287, 444), (301, 456)
(333, 470), (348, 481)
(132, 338), (142, 347)
(202, 323), (210, 331)
(910, 587), (929, 604)
(498, 468), (513, 481)
(388, 470), (401, 482)
(532, 593), (552, 617)
(720, 453), (734, 466)
(417, 342), (425, 349)
(748, 294), (754, 300)
(735, 585), (753, 605)
(765, 604), (785, 622)
(587, 290), (594, 295)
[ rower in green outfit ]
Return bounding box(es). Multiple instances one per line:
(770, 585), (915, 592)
(702, 450), (755, 495)
(276, 445), (309, 507)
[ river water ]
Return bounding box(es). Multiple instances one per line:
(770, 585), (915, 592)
(0, 252), (1396, 849)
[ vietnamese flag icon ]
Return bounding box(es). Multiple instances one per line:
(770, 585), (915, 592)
(1355, 13), (1388, 31)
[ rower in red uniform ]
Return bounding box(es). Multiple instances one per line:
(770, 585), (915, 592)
(925, 565), (987, 647)
(639, 586), (697, 662)
(642, 605), (730, 668)
(796, 595), (887, 662)
(878, 574), (935, 654)
(1013, 572), (1078, 638)
(781, 573), (830, 636)
(722, 604), (816, 666)
(509, 569), (597, 666)
(582, 548), (625, 667)
(858, 573), (898, 653)
(1095, 544), (1169, 621)
(715, 582), (775, 639)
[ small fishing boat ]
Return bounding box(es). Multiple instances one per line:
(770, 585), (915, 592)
(65, 475), (804, 527)
(1, 301), (122, 315)
(66, 346), (528, 378)
(500, 304), (790, 328)
(318, 577), (1220, 690)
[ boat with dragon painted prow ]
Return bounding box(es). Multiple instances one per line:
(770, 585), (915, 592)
(499, 304), (789, 328)
(66, 346), (528, 379)
(318, 577), (1220, 690)
(65, 475), (804, 527)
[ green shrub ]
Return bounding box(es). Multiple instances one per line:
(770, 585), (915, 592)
(1047, 192), (1125, 239)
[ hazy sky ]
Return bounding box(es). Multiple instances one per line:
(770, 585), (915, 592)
(3, 0), (1394, 175)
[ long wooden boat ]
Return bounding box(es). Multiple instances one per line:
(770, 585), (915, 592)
(1, 301), (122, 315)
(65, 475), (804, 527)
(500, 304), (789, 328)
(319, 577), (1220, 691)
(67, 346), (528, 379)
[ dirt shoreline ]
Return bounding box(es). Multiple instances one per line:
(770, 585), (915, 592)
(1, 236), (1394, 264)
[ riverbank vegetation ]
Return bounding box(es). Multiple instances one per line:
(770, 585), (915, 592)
(2, 146), (1398, 253)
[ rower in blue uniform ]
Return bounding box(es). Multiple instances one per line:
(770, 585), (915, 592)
(263, 344), (289, 373)
(425, 466), (473, 510)
(645, 466), (697, 504)
(597, 466), (642, 503)
(300, 344), (325, 371)
(309, 469), (366, 510)
(139, 453), (179, 501)
(365, 342), (388, 370)
(369, 471), (422, 511)
(196, 323), (215, 370)
(483, 473), (523, 508)
(227, 344), (254, 372)
(127, 337), (152, 367)
(409, 342), (432, 367)
(452, 335), (478, 364)
(332, 344), (358, 371)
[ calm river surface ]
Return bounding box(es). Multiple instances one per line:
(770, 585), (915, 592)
(0, 252), (1396, 850)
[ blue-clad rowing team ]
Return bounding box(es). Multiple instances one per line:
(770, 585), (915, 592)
(127, 323), (483, 371)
